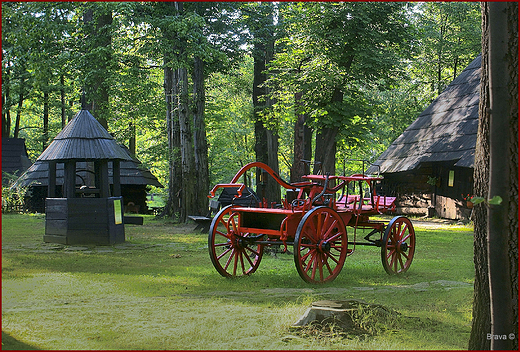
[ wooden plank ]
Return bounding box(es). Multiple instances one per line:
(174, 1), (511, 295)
(45, 199), (68, 220)
(45, 210), (68, 220)
(65, 228), (109, 237)
(45, 219), (68, 236)
(108, 225), (125, 244)
(124, 216), (143, 225)
(66, 235), (110, 245)
(67, 217), (109, 228)
(43, 235), (67, 244)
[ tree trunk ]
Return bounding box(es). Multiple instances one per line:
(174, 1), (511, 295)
(192, 56), (210, 215)
(128, 122), (136, 155)
(2, 64), (11, 138)
(291, 92), (312, 182)
(469, 2), (518, 350)
(314, 127), (337, 175)
(42, 90), (49, 152)
(486, 2), (517, 350)
(468, 6), (490, 345)
(82, 7), (112, 129)
(313, 88), (342, 175)
(252, 20), (280, 204)
(60, 74), (66, 129)
(161, 64), (181, 220)
(160, 2), (184, 221)
(13, 73), (24, 139)
(178, 66), (197, 222)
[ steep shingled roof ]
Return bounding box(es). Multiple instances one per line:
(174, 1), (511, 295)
(368, 55), (481, 174)
(1, 138), (32, 185)
(37, 110), (132, 162)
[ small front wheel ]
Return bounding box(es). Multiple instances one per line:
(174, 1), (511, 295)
(208, 205), (263, 278)
(381, 216), (415, 275)
(294, 207), (348, 284)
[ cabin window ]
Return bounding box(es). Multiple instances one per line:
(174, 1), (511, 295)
(448, 170), (455, 187)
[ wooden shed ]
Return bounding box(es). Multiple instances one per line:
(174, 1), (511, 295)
(39, 109), (134, 245)
(368, 55), (481, 220)
(1, 138), (32, 185)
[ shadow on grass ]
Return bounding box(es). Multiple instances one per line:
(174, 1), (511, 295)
(2, 331), (40, 350)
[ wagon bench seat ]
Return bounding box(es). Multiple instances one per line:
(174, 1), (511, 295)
(337, 195), (397, 213)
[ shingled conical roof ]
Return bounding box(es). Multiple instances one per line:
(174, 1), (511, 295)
(37, 110), (132, 162)
(14, 148), (163, 188)
(368, 55), (481, 174)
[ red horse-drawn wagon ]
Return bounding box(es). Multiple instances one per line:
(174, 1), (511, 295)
(207, 161), (415, 284)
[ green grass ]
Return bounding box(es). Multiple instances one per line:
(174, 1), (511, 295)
(2, 213), (474, 350)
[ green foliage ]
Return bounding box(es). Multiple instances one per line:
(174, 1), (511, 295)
(1, 173), (30, 213)
(409, 2), (481, 96)
(266, 1), (416, 165)
(2, 2), (482, 197)
(206, 56), (255, 184)
(470, 195), (503, 206)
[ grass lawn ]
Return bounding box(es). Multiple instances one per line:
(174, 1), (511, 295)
(2, 213), (475, 350)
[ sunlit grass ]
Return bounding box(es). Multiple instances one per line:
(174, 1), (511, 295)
(2, 213), (474, 350)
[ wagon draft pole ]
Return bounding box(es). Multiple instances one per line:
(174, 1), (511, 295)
(207, 161), (416, 284)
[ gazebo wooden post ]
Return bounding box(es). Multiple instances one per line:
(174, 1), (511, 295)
(113, 160), (121, 197)
(95, 160), (110, 198)
(48, 161), (57, 198)
(63, 160), (76, 198)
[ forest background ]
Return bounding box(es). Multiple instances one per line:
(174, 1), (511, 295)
(2, 2), (481, 221)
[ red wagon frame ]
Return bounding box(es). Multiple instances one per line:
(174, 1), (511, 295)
(208, 162), (416, 284)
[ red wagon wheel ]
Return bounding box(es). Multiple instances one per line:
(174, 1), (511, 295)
(208, 205), (263, 278)
(293, 206), (348, 284)
(381, 216), (416, 275)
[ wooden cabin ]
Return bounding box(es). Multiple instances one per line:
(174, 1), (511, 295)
(1, 138), (32, 185)
(368, 55), (481, 220)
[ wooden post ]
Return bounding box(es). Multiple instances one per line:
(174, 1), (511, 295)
(63, 161), (76, 198)
(112, 160), (121, 197)
(95, 160), (110, 198)
(48, 161), (56, 198)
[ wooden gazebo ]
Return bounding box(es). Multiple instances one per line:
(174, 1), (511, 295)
(39, 109), (133, 245)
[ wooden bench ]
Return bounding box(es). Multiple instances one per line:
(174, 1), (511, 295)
(188, 200), (220, 233)
(124, 216), (144, 225)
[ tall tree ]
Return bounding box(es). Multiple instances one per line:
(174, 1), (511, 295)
(243, 2), (281, 203)
(269, 2), (413, 175)
(79, 3), (114, 129)
(469, 2), (518, 350)
(142, 1), (245, 220)
(412, 2), (481, 96)
(2, 2), (75, 149)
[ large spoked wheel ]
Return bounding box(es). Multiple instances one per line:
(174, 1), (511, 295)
(208, 205), (263, 278)
(294, 206), (348, 284)
(381, 216), (416, 275)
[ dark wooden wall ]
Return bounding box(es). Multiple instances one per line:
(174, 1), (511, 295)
(378, 162), (473, 219)
(45, 197), (125, 245)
